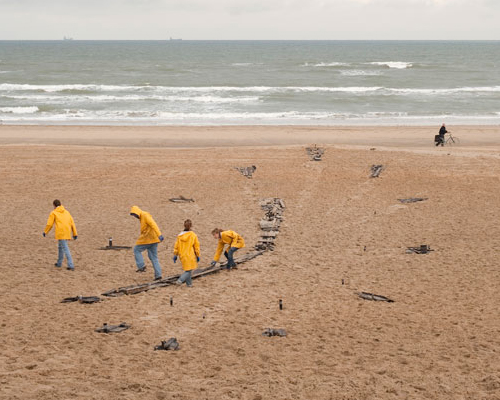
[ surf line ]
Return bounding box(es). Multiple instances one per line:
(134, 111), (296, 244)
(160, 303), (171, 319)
(96, 198), (285, 298)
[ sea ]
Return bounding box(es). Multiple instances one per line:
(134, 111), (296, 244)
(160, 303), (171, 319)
(0, 40), (499, 126)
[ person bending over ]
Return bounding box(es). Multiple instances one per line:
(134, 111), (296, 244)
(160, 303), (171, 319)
(435, 123), (448, 146)
(210, 228), (245, 270)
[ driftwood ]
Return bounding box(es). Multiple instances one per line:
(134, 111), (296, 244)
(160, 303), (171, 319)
(154, 338), (180, 351)
(262, 328), (287, 337)
(61, 295), (101, 304)
(406, 245), (434, 254)
(305, 145), (325, 161)
(95, 322), (130, 333)
(398, 198), (428, 204)
(235, 166), (257, 178)
(169, 196), (195, 203)
(357, 292), (394, 303)
(99, 245), (132, 251)
(102, 250), (266, 297)
(370, 164), (384, 178)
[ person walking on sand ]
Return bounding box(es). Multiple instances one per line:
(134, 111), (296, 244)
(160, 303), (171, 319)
(130, 206), (164, 280)
(43, 199), (78, 271)
(173, 219), (200, 287)
(210, 228), (245, 270)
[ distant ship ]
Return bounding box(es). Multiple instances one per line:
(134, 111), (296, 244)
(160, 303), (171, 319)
(63, 36), (74, 41)
(169, 37), (182, 41)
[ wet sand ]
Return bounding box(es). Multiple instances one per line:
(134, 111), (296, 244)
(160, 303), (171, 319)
(0, 125), (499, 400)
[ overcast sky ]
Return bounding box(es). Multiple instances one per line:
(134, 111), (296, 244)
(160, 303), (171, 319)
(0, 0), (499, 40)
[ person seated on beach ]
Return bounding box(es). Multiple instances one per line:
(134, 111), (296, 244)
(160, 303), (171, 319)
(173, 219), (200, 288)
(210, 228), (245, 270)
(130, 206), (164, 280)
(435, 123), (448, 146)
(42, 199), (78, 271)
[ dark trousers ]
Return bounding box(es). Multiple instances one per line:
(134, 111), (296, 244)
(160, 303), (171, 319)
(224, 247), (239, 269)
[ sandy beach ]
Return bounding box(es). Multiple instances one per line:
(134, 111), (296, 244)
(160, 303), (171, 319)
(0, 125), (499, 400)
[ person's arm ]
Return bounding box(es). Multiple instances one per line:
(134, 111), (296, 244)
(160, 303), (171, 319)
(213, 240), (224, 261)
(194, 235), (200, 258)
(43, 212), (55, 235)
(70, 215), (78, 237)
(146, 214), (162, 238)
(173, 237), (179, 256)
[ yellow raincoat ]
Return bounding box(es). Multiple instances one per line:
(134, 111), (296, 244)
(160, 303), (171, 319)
(173, 231), (200, 271)
(130, 206), (162, 245)
(213, 230), (245, 261)
(44, 206), (77, 240)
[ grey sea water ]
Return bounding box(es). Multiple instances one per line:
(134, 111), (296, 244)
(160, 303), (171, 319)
(0, 40), (499, 125)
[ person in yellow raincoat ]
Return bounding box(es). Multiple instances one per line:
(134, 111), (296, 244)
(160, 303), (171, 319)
(173, 219), (200, 287)
(210, 228), (245, 270)
(43, 199), (78, 270)
(130, 205), (164, 280)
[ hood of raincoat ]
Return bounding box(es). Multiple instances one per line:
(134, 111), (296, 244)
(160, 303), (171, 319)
(130, 205), (142, 217)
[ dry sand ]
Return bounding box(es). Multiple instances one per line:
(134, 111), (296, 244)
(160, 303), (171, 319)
(0, 125), (499, 400)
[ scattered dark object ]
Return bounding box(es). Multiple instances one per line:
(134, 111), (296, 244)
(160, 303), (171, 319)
(154, 337), (180, 351)
(169, 195), (195, 203)
(406, 245), (434, 254)
(95, 322), (130, 333)
(357, 292), (394, 303)
(61, 295), (101, 304)
(109, 237), (113, 247)
(279, 299), (283, 310)
(398, 197), (428, 204)
(262, 328), (287, 337)
(370, 164), (384, 178)
(170, 296), (173, 306)
(342, 279), (344, 285)
(305, 145), (325, 161)
(370, 148), (376, 151)
(235, 165), (257, 178)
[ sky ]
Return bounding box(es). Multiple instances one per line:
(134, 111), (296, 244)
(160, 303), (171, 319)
(0, 0), (499, 40)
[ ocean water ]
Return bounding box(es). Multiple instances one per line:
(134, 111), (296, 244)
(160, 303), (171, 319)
(0, 40), (499, 125)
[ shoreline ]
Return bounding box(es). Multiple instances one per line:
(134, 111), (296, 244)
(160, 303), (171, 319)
(0, 125), (499, 149)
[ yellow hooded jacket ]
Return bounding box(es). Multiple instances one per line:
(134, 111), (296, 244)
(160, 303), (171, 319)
(130, 206), (162, 245)
(213, 230), (245, 261)
(44, 206), (77, 240)
(173, 230), (200, 271)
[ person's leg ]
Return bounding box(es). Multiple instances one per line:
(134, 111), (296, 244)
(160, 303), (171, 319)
(185, 270), (193, 287)
(61, 240), (74, 270)
(226, 247), (239, 269)
(177, 270), (190, 285)
(56, 240), (64, 267)
(134, 244), (146, 271)
(147, 243), (162, 279)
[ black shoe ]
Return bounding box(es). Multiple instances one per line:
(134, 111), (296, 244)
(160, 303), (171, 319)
(67, 268), (74, 271)
(54, 263), (61, 268)
(136, 267), (146, 273)
(154, 276), (162, 281)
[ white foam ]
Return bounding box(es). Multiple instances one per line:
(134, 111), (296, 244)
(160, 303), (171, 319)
(303, 62), (350, 67)
(340, 70), (383, 76)
(369, 61), (413, 69)
(0, 106), (39, 114)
